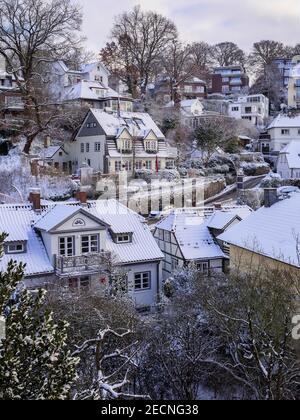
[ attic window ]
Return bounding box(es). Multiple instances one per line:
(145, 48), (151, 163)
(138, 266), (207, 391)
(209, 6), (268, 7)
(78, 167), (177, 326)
(7, 243), (24, 254)
(145, 140), (157, 152)
(86, 122), (97, 128)
(117, 234), (131, 243)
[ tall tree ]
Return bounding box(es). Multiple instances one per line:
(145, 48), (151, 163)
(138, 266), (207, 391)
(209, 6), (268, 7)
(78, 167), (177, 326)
(213, 42), (246, 67)
(190, 41), (214, 73)
(107, 5), (178, 96)
(0, 0), (83, 154)
(0, 233), (79, 400)
(249, 40), (288, 106)
(249, 40), (287, 69)
(161, 40), (194, 103)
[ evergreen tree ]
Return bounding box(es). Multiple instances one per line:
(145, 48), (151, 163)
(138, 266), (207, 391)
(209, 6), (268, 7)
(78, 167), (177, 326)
(0, 233), (79, 400)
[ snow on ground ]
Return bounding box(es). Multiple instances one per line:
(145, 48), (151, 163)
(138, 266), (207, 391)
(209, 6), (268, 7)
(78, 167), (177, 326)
(0, 151), (77, 203)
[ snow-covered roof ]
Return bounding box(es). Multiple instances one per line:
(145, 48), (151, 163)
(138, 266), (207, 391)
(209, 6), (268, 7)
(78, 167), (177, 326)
(0, 206), (54, 276)
(90, 109), (165, 139)
(279, 141), (300, 168)
(185, 77), (206, 84)
(267, 114), (300, 129)
(63, 80), (108, 101)
(0, 200), (163, 276)
(156, 206), (251, 261)
(219, 192), (300, 268)
(40, 146), (67, 159)
(35, 205), (90, 232)
(207, 211), (240, 230)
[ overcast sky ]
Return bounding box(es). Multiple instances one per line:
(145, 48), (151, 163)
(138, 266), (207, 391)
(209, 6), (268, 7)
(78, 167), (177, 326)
(79, 0), (300, 53)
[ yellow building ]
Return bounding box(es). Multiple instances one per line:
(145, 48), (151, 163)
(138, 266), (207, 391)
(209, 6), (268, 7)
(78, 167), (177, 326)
(218, 188), (300, 274)
(288, 55), (300, 109)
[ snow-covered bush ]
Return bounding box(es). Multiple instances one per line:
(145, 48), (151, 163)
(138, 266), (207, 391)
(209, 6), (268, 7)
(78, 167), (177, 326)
(0, 154), (77, 202)
(240, 161), (270, 176)
(159, 169), (180, 183)
(260, 172), (282, 188)
(135, 169), (153, 184)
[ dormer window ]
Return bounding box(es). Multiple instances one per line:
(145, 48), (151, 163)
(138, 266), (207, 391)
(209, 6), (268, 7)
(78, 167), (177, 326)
(117, 234), (131, 243)
(6, 242), (25, 254)
(119, 139), (132, 153)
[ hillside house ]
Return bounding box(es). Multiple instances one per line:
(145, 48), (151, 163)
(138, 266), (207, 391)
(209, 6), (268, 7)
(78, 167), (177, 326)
(267, 114), (300, 152)
(219, 188), (300, 273)
(154, 205), (252, 280)
(277, 141), (300, 179)
(67, 109), (177, 174)
(0, 190), (164, 310)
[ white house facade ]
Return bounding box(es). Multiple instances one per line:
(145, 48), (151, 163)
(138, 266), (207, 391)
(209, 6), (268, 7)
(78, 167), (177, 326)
(153, 205), (252, 280)
(228, 94), (269, 128)
(49, 61), (133, 111)
(277, 141), (300, 179)
(0, 191), (163, 310)
(67, 109), (177, 174)
(267, 114), (300, 152)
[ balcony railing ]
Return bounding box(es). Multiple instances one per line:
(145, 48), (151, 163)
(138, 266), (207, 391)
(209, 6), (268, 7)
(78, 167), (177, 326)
(55, 252), (111, 276)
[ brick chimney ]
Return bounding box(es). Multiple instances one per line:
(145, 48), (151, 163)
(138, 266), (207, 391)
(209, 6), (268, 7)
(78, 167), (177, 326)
(75, 187), (89, 205)
(264, 188), (278, 208)
(29, 188), (41, 211)
(44, 136), (51, 148)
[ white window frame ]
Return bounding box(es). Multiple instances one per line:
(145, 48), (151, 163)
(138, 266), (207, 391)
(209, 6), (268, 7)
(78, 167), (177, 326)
(196, 262), (209, 274)
(95, 142), (101, 152)
(134, 272), (151, 291)
(59, 236), (75, 257)
(117, 234), (131, 243)
(81, 234), (100, 255)
(7, 243), (24, 254)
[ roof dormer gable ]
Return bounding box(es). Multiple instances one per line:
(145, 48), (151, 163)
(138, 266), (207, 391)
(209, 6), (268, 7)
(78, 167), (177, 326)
(34, 206), (110, 234)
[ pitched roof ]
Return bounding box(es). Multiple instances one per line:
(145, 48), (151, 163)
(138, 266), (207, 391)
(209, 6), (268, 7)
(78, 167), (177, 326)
(34, 205), (101, 232)
(280, 141), (300, 168)
(0, 200), (163, 276)
(268, 114), (300, 129)
(90, 109), (165, 139)
(156, 206), (251, 261)
(207, 211), (240, 230)
(0, 206), (53, 276)
(218, 192), (300, 268)
(41, 146), (67, 159)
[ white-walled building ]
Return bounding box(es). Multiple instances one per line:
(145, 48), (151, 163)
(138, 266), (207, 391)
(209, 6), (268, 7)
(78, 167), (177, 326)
(49, 61), (133, 111)
(267, 114), (300, 152)
(277, 141), (300, 179)
(0, 192), (163, 310)
(38, 145), (70, 173)
(67, 109), (177, 174)
(228, 94), (269, 128)
(153, 205), (252, 280)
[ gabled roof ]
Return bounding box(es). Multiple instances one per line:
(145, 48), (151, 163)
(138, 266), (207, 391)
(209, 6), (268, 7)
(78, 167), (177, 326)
(279, 141), (300, 168)
(0, 200), (163, 276)
(0, 205), (53, 276)
(63, 80), (108, 102)
(90, 109), (165, 139)
(207, 211), (241, 230)
(41, 145), (67, 159)
(218, 192), (300, 268)
(267, 114), (300, 129)
(156, 206), (251, 261)
(157, 211), (225, 260)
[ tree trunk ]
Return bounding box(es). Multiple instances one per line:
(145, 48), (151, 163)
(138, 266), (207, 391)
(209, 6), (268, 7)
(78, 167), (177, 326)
(23, 134), (36, 155)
